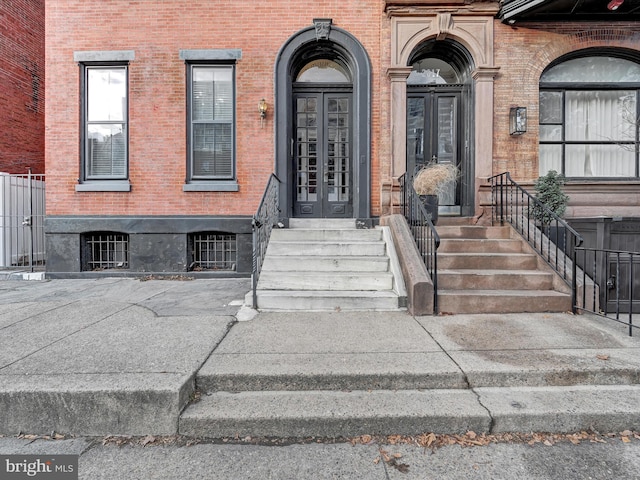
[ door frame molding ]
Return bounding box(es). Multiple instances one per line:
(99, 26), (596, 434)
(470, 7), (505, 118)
(386, 13), (499, 219)
(275, 24), (371, 220)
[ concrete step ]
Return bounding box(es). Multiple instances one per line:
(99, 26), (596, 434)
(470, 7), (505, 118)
(435, 216), (476, 226)
(438, 289), (572, 314)
(270, 228), (382, 242)
(438, 269), (555, 290)
(262, 255), (390, 272)
(252, 290), (403, 311)
(179, 389), (489, 438)
(258, 271), (394, 291)
(438, 253), (539, 270)
(438, 238), (524, 254)
(197, 347), (640, 393)
(197, 352), (467, 393)
(436, 225), (512, 239)
(178, 385), (640, 438)
(266, 241), (386, 257)
(0, 373), (192, 436)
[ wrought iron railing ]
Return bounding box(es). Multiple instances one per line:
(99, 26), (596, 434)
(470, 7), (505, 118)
(400, 173), (440, 314)
(490, 172), (583, 296)
(251, 174), (281, 309)
(574, 247), (638, 336)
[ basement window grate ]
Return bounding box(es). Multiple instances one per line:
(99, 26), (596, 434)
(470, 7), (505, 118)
(189, 232), (236, 271)
(82, 232), (129, 271)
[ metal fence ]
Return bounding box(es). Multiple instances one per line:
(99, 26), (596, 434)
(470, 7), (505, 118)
(0, 170), (45, 271)
(574, 247), (638, 336)
(490, 172), (583, 294)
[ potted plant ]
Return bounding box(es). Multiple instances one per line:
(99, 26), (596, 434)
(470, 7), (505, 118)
(412, 162), (459, 225)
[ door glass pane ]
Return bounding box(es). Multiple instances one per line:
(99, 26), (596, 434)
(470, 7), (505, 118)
(326, 96), (350, 202)
(437, 97), (457, 206)
(407, 97), (425, 173)
(296, 97), (318, 202)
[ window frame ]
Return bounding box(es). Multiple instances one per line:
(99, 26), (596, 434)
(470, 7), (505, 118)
(184, 60), (238, 191)
(77, 60), (131, 191)
(539, 54), (640, 180)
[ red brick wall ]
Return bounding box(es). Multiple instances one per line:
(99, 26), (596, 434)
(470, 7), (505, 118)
(493, 21), (640, 182)
(0, 0), (45, 174)
(45, 1), (385, 217)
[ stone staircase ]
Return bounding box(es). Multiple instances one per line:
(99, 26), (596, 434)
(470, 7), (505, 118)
(252, 219), (406, 311)
(436, 218), (572, 314)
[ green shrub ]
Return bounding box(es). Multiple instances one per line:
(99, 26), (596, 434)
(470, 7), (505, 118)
(530, 170), (569, 223)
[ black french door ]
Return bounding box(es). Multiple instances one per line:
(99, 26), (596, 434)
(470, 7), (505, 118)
(293, 91), (353, 218)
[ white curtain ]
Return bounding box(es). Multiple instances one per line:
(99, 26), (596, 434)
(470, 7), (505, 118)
(564, 91), (635, 177)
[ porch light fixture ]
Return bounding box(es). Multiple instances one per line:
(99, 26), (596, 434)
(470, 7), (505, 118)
(509, 106), (527, 135)
(258, 98), (268, 127)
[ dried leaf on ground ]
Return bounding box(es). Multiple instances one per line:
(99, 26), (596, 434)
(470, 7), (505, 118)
(596, 354), (610, 361)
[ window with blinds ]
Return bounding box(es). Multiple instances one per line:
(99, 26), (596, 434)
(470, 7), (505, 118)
(85, 66), (128, 179)
(189, 65), (235, 180)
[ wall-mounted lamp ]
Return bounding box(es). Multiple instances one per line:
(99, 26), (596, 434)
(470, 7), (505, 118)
(258, 98), (268, 127)
(509, 107), (527, 135)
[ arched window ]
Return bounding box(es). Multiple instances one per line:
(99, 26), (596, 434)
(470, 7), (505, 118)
(296, 59), (350, 83)
(407, 58), (461, 85)
(539, 54), (640, 178)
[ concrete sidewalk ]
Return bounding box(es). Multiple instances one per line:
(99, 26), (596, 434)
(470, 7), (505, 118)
(1, 278), (639, 438)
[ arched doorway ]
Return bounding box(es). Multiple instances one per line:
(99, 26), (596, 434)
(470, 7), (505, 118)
(407, 39), (475, 216)
(275, 23), (371, 219)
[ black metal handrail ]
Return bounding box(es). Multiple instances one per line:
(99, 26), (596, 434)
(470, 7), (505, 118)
(251, 174), (281, 309)
(574, 247), (638, 336)
(400, 173), (441, 314)
(490, 172), (583, 297)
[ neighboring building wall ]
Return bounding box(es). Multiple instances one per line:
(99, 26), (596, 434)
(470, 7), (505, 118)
(0, 0), (45, 174)
(45, 0), (384, 276)
(493, 21), (640, 218)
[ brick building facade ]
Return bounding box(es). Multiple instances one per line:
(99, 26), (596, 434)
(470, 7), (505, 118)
(1, 0), (44, 174)
(44, 0), (640, 276)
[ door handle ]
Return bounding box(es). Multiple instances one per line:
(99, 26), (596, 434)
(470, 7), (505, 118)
(431, 154), (438, 163)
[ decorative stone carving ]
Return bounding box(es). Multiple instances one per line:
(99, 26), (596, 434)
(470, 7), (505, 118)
(313, 18), (332, 41)
(437, 13), (453, 40)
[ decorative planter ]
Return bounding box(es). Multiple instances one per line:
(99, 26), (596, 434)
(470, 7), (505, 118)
(419, 194), (439, 225)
